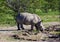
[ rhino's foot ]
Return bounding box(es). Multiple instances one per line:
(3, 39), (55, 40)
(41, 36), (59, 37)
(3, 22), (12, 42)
(17, 29), (20, 30)
(28, 29), (33, 32)
(22, 28), (25, 30)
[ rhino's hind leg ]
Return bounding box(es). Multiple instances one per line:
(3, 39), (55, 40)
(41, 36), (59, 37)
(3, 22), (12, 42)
(17, 23), (20, 30)
(17, 23), (24, 30)
(20, 24), (24, 30)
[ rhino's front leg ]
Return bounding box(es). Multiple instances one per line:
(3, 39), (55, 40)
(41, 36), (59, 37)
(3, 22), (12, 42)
(35, 25), (39, 31)
(29, 25), (34, 31)
(31, 25), (34, 31)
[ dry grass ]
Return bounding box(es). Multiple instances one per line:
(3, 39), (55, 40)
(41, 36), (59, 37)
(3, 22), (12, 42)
(0, 22), (60, 42)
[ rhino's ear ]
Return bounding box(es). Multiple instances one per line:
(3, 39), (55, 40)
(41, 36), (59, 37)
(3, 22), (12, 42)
(40, 20), (43, 22)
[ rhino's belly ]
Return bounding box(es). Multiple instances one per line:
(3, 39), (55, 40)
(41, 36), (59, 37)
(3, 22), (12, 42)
(23, 20), (36, 25)
(23, 21), (32, 25)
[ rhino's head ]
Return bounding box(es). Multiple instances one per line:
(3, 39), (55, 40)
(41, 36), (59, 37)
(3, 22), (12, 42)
(36, 21), (46, 32)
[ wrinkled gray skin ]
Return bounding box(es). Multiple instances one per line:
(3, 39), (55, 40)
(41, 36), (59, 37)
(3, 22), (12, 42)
(16, 12), (45, 32)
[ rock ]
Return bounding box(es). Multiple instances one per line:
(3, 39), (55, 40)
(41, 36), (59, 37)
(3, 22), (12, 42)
(48, 34), (59, 38)
(45, 25), (60, 31)
(54, 28), (60, 31)
(11, 34), (20, 39)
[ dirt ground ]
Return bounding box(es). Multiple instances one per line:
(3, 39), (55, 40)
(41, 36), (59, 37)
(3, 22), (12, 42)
(0, 22), (60, 42)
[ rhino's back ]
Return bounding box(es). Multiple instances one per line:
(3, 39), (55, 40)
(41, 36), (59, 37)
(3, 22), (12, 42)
(21, 13), (41, 24)
(16, 12), (41, 25)
(32, 14), (41, 23)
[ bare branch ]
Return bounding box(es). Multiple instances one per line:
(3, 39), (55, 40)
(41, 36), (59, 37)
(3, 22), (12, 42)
(6, 0), (20, 12)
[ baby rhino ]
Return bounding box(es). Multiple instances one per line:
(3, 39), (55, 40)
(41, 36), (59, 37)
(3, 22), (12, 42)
(16, 12), (45, 32)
